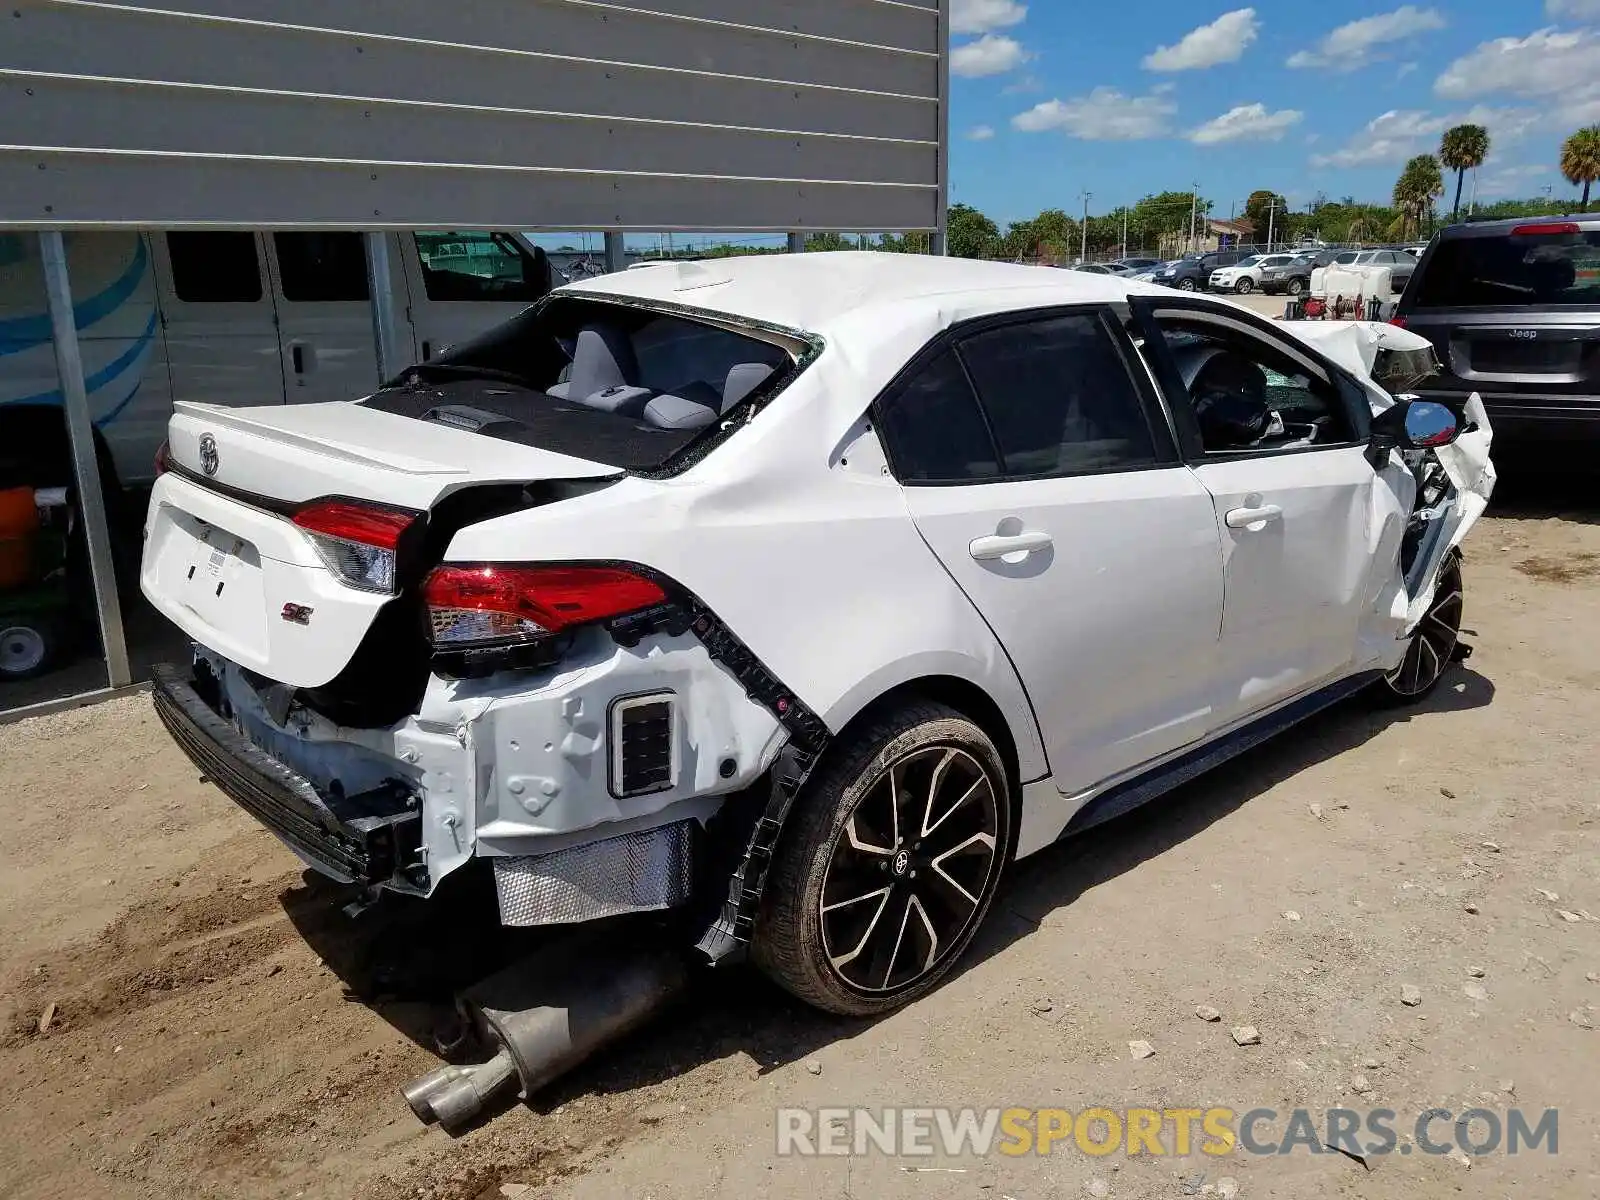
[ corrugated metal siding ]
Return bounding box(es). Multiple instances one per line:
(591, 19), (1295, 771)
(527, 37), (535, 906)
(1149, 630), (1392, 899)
(0, 0), (945, 230)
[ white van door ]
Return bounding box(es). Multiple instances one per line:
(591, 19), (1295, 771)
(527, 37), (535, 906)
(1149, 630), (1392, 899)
(402, 232), (552, 362)
(150, 230), (285, 432)
(264, 232), (395, 405)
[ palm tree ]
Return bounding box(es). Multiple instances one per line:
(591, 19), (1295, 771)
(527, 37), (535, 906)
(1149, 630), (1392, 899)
(1560, 125), (1600, 211)
(1439, 124), (1490, 219)
(1392, 155), (1444, 239)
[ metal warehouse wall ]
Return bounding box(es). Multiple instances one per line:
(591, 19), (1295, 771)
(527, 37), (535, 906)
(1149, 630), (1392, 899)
(0, 0), (946, 232)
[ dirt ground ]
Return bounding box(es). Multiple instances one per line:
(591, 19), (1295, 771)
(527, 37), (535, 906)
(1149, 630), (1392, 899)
(2, 458), (1598, 1200)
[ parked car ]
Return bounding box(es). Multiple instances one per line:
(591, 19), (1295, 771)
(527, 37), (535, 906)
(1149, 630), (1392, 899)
(0, 230), (556, 491)
(1129, 262), (1170, 283)
(1208, 253), (1298, 295)
(1262, 250), (1337, 297)
(1108, 257), (1162, 276)
(142, 253), (1491, 1018)
(1069, 262), (1115, 274)
(1153, 250), (1248, 291)
(1393, 214), (1600, 441)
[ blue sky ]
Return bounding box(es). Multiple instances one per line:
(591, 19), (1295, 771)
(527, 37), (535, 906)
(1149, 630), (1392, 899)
(950, 0), (1600, 225)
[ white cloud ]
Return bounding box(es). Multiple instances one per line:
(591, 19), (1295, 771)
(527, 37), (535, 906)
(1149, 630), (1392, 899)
(951, 34), (1029, 77)
(1309, 105), (1536, 168)
(1143, 8), (1259, 71)
(1435, 28), (1596, 99)
(966, 124), (996, 141)
(1187, 103), (1304, 145)
(1545, 0), (1600, 16)
(951, 0), (1027, 35)
(1478, 162), (1553, 197)
(1012, 88), (1178, 140)
(1287, 6), (1446, 70)
(1434, 27), (1600, 129)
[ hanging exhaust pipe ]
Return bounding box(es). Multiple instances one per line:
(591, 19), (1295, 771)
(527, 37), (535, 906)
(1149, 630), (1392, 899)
(403, 938), (693, 1133)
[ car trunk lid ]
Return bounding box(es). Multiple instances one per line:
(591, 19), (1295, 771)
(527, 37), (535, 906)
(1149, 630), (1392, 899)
(143, 400), (623, 692)
(164, 399), (623, 509)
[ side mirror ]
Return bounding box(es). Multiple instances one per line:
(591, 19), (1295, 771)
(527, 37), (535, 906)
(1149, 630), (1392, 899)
(1370, 398), (1459, 455)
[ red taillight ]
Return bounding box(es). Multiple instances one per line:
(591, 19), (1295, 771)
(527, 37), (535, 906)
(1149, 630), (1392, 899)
(291, 499), (418, 593)
(1510, 222), (1580, 236)
(292, 499), (416, 549)
(1387, 315), (1408, 328)
(154, 440), (171, 475)
(423, 564), (666, 648)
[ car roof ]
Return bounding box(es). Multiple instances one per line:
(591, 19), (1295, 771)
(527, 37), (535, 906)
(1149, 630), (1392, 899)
(1443, 213), (1600, 236)
(558, 250), (1167, 335)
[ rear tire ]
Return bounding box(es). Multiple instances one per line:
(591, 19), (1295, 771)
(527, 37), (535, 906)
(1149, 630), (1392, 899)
(752, 702), (1013, 1017)
(1375, 551), (1464, 705)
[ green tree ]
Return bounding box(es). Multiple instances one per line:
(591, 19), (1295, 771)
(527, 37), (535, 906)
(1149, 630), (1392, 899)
(1560, 125), (1600, 210)
(1243, 190), (1287, 243)
(945, 203), (1001, 259)
(803, 232), (854, 252)
(1393, 154), (1444, 239)
(995, 209), (1078, 261)
(1439, 124), (1490, 219)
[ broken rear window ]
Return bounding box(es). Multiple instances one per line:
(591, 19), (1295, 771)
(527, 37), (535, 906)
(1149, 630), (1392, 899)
(362, 295), (804, 472)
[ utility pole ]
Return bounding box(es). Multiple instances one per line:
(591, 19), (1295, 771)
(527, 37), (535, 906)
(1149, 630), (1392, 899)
(1265, 198), (1281, 251)
(1188, 183), (1200, 255)
(1080, 191), (1092, 263)
(1120, 206), (1128, 257)
(1468, 167), (1479, 215)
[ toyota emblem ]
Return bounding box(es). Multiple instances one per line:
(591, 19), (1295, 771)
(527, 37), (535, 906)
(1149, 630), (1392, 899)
(199, 433), (219, 477)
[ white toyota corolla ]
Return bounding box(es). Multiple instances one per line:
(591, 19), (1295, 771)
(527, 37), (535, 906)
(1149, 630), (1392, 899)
(141, 253), (1493, 1017)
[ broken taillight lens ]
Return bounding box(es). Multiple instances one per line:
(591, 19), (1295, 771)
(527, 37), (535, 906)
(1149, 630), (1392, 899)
(422, 564), (667, 649)
(292, 499), (419, 594)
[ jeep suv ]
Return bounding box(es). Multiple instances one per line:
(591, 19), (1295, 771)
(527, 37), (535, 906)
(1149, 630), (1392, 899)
(1392, 216), (1600, 440)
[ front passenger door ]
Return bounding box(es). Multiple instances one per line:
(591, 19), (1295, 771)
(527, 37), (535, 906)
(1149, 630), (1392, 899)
(1132, 300), (1409, 725)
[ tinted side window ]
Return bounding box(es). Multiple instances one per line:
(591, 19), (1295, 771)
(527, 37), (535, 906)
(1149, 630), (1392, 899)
(414, 232), (549, 302)
(166, 232), (262, 302)
(274, 233), (369, 302)
(877, 349), (1000, 482)
(957, 314), (1158, 476)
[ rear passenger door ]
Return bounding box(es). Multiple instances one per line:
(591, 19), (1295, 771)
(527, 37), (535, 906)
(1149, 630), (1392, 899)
(878, 308), (1227, 795)
(153, 231), (285, 410)
(265, 232), (382, 405)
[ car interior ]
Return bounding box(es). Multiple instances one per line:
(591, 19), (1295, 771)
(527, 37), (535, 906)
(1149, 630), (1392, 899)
(393, 298), (795, 432)
(1158, 326), (1352, 453)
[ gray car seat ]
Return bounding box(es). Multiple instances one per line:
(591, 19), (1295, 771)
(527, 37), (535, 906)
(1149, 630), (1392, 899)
(547, 325), (646, 413)
(641, 361), (778, 430)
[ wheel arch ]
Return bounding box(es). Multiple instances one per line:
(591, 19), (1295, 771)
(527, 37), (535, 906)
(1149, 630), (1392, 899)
(819, 652), (1048, 784)
(833, 674), (1030, 808)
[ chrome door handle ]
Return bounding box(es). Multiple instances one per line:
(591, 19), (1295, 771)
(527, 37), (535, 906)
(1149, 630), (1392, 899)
(969, 530), (1053, 561)
(1225, 503), (1283, 529)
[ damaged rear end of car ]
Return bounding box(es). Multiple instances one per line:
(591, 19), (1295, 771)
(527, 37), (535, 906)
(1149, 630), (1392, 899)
(143, 287), (822, 941)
